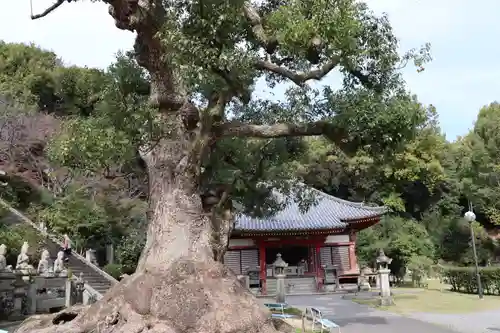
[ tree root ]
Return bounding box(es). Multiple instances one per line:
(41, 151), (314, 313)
(15, 259), (284, 333)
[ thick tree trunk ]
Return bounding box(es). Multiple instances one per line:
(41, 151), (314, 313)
(15, 126), (280, 333)
(16, 0), (284, 331)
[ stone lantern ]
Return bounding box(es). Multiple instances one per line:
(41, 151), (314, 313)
(376, 249), (392, 270)
(273, 253), (288, 303)
(273, 253), (288, 276)
(376, 249), (393, 306)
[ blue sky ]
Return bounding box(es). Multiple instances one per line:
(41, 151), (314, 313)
(1, 0), (499, 141)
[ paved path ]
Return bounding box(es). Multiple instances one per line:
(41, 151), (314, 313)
(407, 310), (500, 333)
(285, 294), (460, 333)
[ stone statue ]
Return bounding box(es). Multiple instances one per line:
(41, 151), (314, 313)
(16, 241), (33, 271)
(37, 249), (51, 275)
(53, 251), (67, 276)
(0, 244), (12, 271)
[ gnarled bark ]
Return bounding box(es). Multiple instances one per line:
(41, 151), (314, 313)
(15, 123), (280, 332)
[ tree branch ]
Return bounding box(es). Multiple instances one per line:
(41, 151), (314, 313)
(215, 121), (323, 137)
(31, 0), (65, 20)
(256, 56), (341, 86)
(213, 120), (348, 149)
(242, 3), (278, 54)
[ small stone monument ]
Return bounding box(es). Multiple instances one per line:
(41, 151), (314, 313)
(358, 267), (371, 292)
(297, 259), (307, 276)
(0, 243), (12, 272)
(273, 253), (288, 303)
(54, 251), (68, 276)
(376, 249), (393, 306)
(16, 241), (34, 273)
(37, 249), (52, 276)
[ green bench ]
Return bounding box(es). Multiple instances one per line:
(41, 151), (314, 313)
(264, 303), (294, 319)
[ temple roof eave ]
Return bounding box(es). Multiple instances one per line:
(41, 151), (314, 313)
(231, 227), (348, 237)
(232, 184), (387, 233)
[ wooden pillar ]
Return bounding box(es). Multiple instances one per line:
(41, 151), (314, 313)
(258, 242), (267, 295)
(315, 243), (322, 291)
(349, 230), (358, 271)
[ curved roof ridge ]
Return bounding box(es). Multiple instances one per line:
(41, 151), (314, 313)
(297, 181), (386, 211)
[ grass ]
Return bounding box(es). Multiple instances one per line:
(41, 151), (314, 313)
(351, 279), (500, 314)
(283, 307), (303, 316)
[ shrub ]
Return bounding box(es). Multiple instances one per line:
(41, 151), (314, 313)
(407, 255), (434, 288)
(103, 263), (123, 280)
(442, 266), (500, 295)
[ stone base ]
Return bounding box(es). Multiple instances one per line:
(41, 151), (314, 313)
(379, 296), (394, 306)
(358, 282), (371, 292)
(324, 284), (337, 292)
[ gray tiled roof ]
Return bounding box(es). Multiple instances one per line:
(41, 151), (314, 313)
(234, 186), (386, 232)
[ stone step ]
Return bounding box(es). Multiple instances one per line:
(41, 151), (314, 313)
(1, 203), (117, 298)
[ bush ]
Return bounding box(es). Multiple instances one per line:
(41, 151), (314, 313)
(407, 255), (434, 288)
(442, 266), (500, 295)
(116, 230), (145, 274)
(103, 263), (123, 280)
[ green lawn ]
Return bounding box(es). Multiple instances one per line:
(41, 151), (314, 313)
(351, 280), (500, 314)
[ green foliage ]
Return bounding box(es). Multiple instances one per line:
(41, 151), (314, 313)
(116, 229), (146, 274)
(440, 219), (496, 266)
(300, 101), (448, 219)
(0, 223), (45, 267)
(35, 191), (109, 249)
(0, 41), (58, 108)
(0, 41), (108, 115)
(103, 263), (123, 280)
(407, 255), (434, 287)
(357, 216), (434, 279)
(442, 266), (500, 295)
(449, 102), (500, 225)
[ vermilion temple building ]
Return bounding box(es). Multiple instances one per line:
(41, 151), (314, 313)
(223, 186), (386, 295)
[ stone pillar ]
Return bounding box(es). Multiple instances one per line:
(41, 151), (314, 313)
(65, 279), (74, 308)
(378, 268), (392, 303)
(11, 274), (27, 319)
(275, 274), (286, 303)
(72, 273), (85, 305)
(273, 253), (288, 304)
(85, 249), (97, 265)
(106, 244), (114, 265)
(376, 249), (393, 306)
(243, 275), (250, 289)
(27, 278), (37, 314)
(83, 290), (91, 305)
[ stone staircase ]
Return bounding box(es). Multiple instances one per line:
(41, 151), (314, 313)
(266, 277), (317, 295)
(0, 200), (118, 298)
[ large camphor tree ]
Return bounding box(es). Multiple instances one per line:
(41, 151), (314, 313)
(18, 0), (430, 332)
